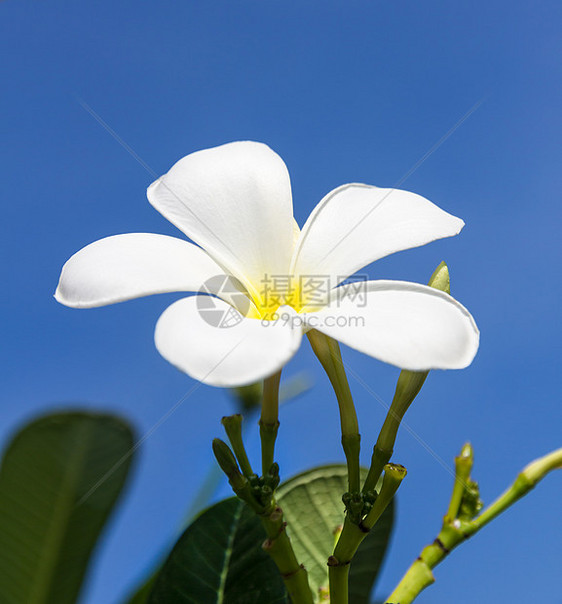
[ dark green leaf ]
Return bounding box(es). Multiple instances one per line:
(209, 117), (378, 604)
(148, 498), (288, 604)
(276, 465), (394, 603)
(0, 410), (135, 604)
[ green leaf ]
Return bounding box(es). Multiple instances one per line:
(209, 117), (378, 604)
(0, 410), (135, 604)
(275, 465), (394, 604)
(148, 498), (288, 604)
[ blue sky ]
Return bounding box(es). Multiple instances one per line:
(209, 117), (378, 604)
(1, 1), (561, 602)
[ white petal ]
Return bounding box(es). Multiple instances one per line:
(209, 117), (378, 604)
(292, 184), (464, 286)
(55, 233), (244, 309)
(147, 142), (294, 299)
(303, 280), (479, 370)
(155, 298), (302, 387)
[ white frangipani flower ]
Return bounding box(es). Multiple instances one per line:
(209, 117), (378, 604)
(55, 141), (479, 387)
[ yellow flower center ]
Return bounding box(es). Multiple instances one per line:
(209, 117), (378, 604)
(247, 275), (325, 320)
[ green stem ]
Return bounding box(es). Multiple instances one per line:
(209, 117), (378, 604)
(445, 442), (473, 522)
(362, 437), (393, 496)
(385, 522), (460, 604)
(307, 330), (361, 493)
(221, 414), (254, 478)
(215, 398), (314, 603)
(261, 505), (314, 604)
(364, 262), (449, 495)
(468, 447), (562, 533)
(363, 370), (427, 494)
(363, 464), (407, 530)
(260, 371), (281, 475)
(328, 516), (364, 604)
(330, 464), (406, 604)
(386, 447), (562, 604)
(212, 439), (263, 513)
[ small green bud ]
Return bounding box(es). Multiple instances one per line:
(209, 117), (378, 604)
(212, 438), (239, 478)
(458, 479), (484, 520)
(347, 492), (364, 522)
(212, 438), (247, 493)
(428, 261), (451, 294)
(261, 485), (273, 501)
(455, 442), (474, 476)
(268, 462), (280, 477)
(248, 474), (261, 487)
(264, 473), (280, 490)
(458, 442), (474, 459)
(446, 442), (477, 522)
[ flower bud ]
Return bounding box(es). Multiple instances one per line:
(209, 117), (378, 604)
(379, 262), (451, 446)
(363, 262), (452, 495)
(428, 260), (450, 294)
(212, 438), (245, 490)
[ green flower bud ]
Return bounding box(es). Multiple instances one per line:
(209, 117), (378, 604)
(428, 260), (451, 294)
(248, 474), (261, 487)
(212, 438), (238, 476)
(260, 485), (273, 505)
(212, 438), (246, 492)
(377, 262), (451, 451)
(268, 462), (280, 477)
(363, 262), (453, 495)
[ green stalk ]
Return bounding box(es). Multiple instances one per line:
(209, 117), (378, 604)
(212, 439), (263, 513)
(257, 371), (315, 602)
(214, 426), (314, 602)
(386, 446), (562, 604)
(307, 330), (361, 493)
(363, 370), (427, 493)
(259, 370), (282, 475)
(329, 464), (406, 604)
(261, 505), (314, 604)
(444, 442), (474, 522)
(363, 261), (449, 495)
(327, 516), (365, 604)
(468, 447), (562, 532)
(221, 414), (254, 477)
